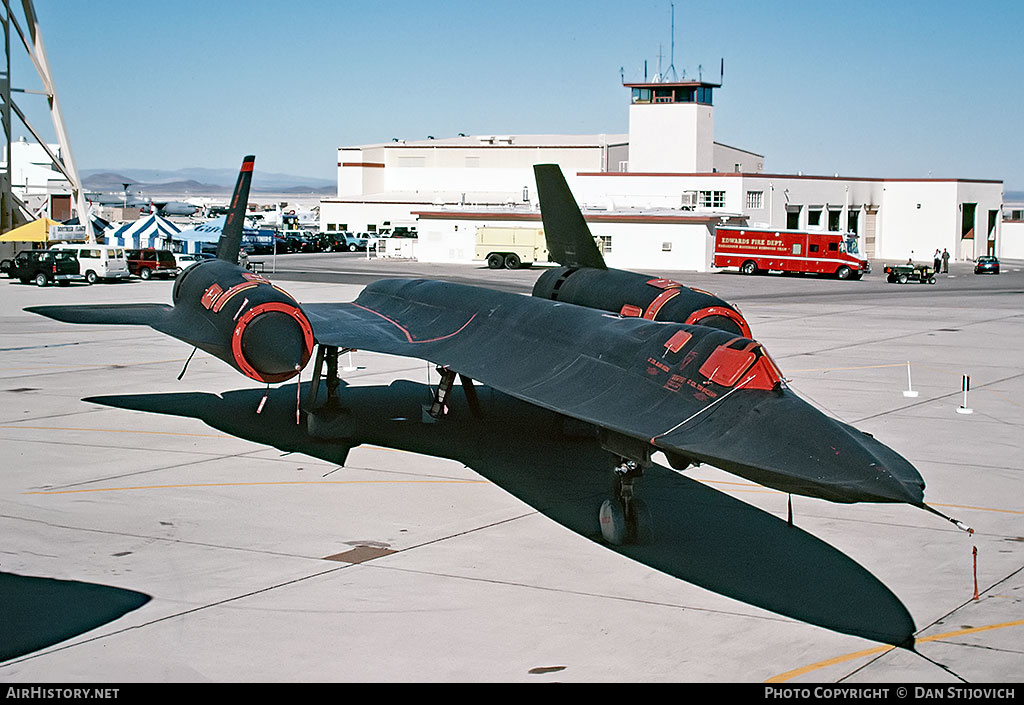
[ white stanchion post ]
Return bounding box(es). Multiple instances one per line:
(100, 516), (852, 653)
(902, 361), (919, 398)
(956, 375), (973, 415)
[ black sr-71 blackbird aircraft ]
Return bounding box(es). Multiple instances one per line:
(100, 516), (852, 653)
(30, 157), (971, 550)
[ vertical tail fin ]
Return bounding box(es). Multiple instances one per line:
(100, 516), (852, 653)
(533, 163), (606, 269)
(216, 155), (256, 263)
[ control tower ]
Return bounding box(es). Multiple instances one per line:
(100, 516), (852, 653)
(624, 78), (718, 173)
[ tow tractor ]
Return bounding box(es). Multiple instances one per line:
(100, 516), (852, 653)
(884, 263), (936, 284)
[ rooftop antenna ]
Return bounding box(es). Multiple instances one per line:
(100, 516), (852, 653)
(666, 3), (678, 82)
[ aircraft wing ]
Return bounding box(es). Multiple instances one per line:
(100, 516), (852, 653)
(303, 277), (927, 507)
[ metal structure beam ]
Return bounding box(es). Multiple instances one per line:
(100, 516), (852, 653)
(1, 0), (89, 238)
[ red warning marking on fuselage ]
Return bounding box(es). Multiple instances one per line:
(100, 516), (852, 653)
(211, 282), (259, 313)
(643, 289), (681, 320)
(645, 278), (682, 290)
(200, 283), (224, 310)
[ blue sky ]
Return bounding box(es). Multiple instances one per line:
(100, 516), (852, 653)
(14, 0), (1024, 189)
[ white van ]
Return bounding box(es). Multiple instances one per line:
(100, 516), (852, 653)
(50, 243), (130, 283)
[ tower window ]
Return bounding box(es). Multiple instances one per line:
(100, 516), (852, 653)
(631, 88), (652, 103)
(746, 191), (763, 209)
(674, 88), (695, 103)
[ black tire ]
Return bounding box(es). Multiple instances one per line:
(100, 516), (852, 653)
(140, 268), (152, 280)
(486, 253), (504, 269)
(835, 266), (851, 280)
(85, 270), (98, 285)
(898, 274), (908, 284)
(740, 260), (757, 275)
(34, 273), (47, 287)
(504, 253), (521, 269)
(348, 243), (357, 252)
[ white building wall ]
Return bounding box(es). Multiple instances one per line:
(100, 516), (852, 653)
(575, 174), (745, 213)
(955, 181), (1004, 260)
(413, 215), (715, 271)
(590, 221), (713, 270)
(877, 182), (958, 262)
(321, 201), (425, 234)
(713, 143), (764, 174)
(1001, 221), (1024, 259)
(627, 103), (713, 173)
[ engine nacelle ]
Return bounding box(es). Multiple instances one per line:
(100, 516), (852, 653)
(172, 259), (314, 383)
(532, 267), (751, 337)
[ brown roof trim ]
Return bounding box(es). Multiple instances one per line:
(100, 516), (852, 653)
(411, 210), (724, 224)
(577, 171), (1002, 184)
(341, 162), (385, 168)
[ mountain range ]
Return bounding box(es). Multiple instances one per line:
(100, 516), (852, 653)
(82, 167), (335, 196)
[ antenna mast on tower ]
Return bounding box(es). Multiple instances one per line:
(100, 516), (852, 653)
(665, 3), (678, 82)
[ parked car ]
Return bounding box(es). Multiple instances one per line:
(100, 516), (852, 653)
(322, 231), (368, 252)
(49, 243), (129, 283)
(174, 252), (216, 274)
(125, 248), (177, 279)
(8, 249), (82, 286)
(974, 255), (1000, 275)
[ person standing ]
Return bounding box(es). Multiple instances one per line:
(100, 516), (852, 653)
(933, 249), (942, 272)
(941, 248), (950, 273)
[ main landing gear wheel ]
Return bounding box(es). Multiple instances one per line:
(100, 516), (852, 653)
(599, 460), (652, 545)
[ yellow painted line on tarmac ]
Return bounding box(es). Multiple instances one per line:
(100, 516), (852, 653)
(0, 424), (230, 439)
(6, 427), (1019, 513)
(1, 357), (191, 370)
(930, 502), (1024, 516)
(765, 619), (1024, 683)
(25, 479), (488, 495)
(696, 479), (1024, 518)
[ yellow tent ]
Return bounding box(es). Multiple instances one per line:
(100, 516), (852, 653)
(0, 218), (62, 243)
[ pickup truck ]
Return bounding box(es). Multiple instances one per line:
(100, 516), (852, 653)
(6, 249), (82, 286)
(322, 231), (368, 252)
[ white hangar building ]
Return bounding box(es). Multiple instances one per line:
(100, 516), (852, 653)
(320, 76), (1004, 271)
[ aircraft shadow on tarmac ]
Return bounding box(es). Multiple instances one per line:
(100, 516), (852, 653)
(86, 380), (916, 647)
(1, 572), (151, 662)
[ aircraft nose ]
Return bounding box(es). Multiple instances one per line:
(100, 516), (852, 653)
(665, 392), (927, 505)
(848, 423), (926, 505)
(778, 407), (927, 504)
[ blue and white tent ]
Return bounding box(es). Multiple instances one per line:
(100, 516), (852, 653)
(172, 216), (266, 254)
(104, 213), (182, 250)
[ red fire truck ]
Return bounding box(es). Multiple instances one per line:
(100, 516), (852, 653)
(713, 227), (870, 279)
